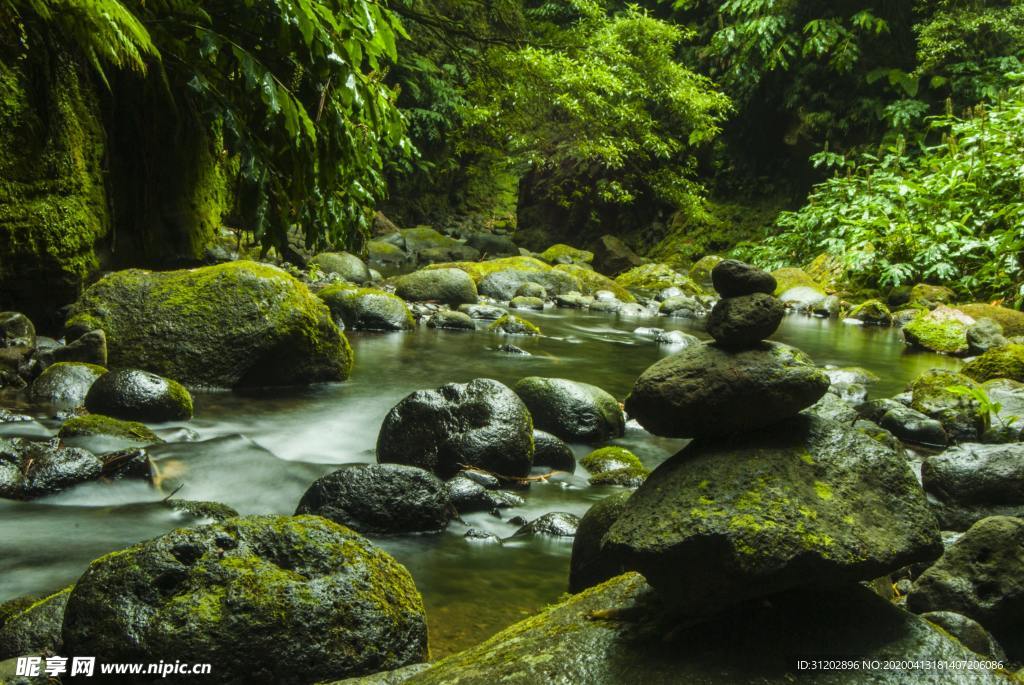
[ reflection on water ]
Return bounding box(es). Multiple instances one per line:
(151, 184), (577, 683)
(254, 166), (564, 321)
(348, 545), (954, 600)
(0, 309), (959, 657)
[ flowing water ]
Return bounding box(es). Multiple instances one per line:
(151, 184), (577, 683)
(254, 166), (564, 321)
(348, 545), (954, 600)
(0, 309), (960, 657)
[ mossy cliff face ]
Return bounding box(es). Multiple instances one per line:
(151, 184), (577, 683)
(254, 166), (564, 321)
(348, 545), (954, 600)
(62, 515), (428, 685)
(0, 42), (109, 326)
(66, 261), (352, 388)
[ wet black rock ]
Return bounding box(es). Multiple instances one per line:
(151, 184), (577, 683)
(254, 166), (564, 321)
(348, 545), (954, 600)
(377, 378), (534, 479)
(860, 398), (948, 447)
(513, 377), (624, 444)
(35, 329), (107, 368)
(0, 312), (35, 348)
(922, 443), (1024, 530)
(907, 516), (1024, 660)
(513, 512), (580, 538)
(531, 430), (576, 472)
(0, 438), (102, 500)
(705, 293), (785, 348)
(62, 515), (429, 685)
(625, 342), (829, 439)
(569, 491), (632, 593)
(711, 259), (777, 298)
(84, 369), (193, 422)
(296, 464), (450, 535)
(29, 362), (106, 410)
(445, 476), (522, 514)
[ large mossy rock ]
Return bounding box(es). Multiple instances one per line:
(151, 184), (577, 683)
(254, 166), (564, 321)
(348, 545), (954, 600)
(513, 377), (624, 444)
(625, 342), (829, 439)
(538, 244), (593, 265)
(908, 516), (1024, 661)
(964, 344), (1024, 383)
(909, 283), (956, 308)
(603, 416), (942, 614)
(65, 261), (352, 388)
(771, 268), (826, 307)
(295, 464), (450, 535)
(0, 48), (109, 326)
(394, 268), (478, 306)
(614, 264), (702, 296)
(375, 574), (1012, 685)
(922, 443), (1024, 530)
(62, 515), (428, 685)
(0, 587), (71, 660)
(902, 306), (973, 355)
(310, 252), (372, 284)
(58, 414), (160, 445)
(377, 379), (534, 479)
(553, 264), (635, 302)
(28, 361), (106, 409)
(959, 303), (1024, 337)
(909, 369), (989, 441)
(319, 286), (414, 331)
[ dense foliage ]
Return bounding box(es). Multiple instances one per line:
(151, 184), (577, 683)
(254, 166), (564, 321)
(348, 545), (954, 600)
(744, 85), (1024, 302)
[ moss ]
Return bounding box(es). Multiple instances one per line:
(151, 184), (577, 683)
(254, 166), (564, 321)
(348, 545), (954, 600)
(771, 268), (826, 296)
(614, 264), (703, 295)
(903, 309), (969, 355)
(65, 261), (352, 387)
(319, 286), (415, 330)
(963, 344), (1024, 383)
(539, 244), (594, 265)
(959, 303), (1024, 336)
(803, 253), (848, 292)
(488, 314), (541, 336)
(580, 447), (644, 475)
(58, 414), (161, 443)
(847, 299), (893, 325)
(909, 283), (956, 308)
(688, 255), (723, 290)
(553, 264), (635, 302)
(425, 256), (551, 283)
(814, 481), (833, 501)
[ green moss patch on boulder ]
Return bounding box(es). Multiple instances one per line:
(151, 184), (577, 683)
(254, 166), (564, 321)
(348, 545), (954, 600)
(909, 283), (956, 309)
(0, 586), (72, 660)
(614, 264), (702, 296)
(908, 369), (989, 442)
(902, 306), (973, 355)
(963, 344), (1024, 383)
(580, 447), (644, 475)
(310, 252), (372, 285)
(65, 261), (351, 388)
(553, 264), (635, 302)
(58, 414), (160, 444)
(538, 244), (594, 265)
(847, 299), (893, 326)
(959, 303), (1024, 337)
(488, 315), (541, 336)
(319, 286), (414, 331)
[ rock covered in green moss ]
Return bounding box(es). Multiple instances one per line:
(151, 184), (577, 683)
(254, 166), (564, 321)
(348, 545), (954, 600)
(0, 587), (71, 660)
(922, 443), (1024, 530)
(964, 344), (1024, 383)
(510, 296), (545, 311)
(28, 361), (106, 409)
(580, 447), (644, 475)
(513, 377), (624, 444)
(848, 299), (893, 326)
(400, 226), (464, 256)
(58, 414), (160, 444)
(909, 283), (956, 308)
(902, 306), (973, 355)
(310, 252), (371, 284)
(0, 437), (102, 500)
(368, 240), (412, 270)
(603, 415), (942, 613)
(84, 369), (192, 422)
(61, 515), (429, 684)
(65, 261), (352, 388)
(488, 314), (541, 336)
(514, 282), (547, 298)
(465, 232), (519, 258)
(569, 493), (632, 593)
(626, 342), (829, 439)
(907, 516), (1024, 661)
(479, 266), (579, 301)
(771, 267), (826, 302)
(614, 264), (702, 296)
(295, 464), (451, 535)
(388, 573), (1007, 685)
(427, 310), (475, 330)
(319, 286), (414, 332)
(553, 264), (635, 302)
(538, 244), (594, 265)
(377, 379), (534, 479)
(909, 369), (989, 441)
(959, 303), (1024, 337)
(394, 268), (478, 306)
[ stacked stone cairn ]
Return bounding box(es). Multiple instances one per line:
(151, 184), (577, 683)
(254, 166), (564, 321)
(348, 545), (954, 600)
(581, 258), (945, 624)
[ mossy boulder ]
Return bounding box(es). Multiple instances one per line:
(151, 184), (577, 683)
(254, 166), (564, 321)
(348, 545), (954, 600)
(580, 447), (644, 475)
(367, 240), (411, 270)
(538, 244), (594, 265)
(625, 342), (829, 439)
(963, 344), (1024, 383)
(377, 379), (535, 479)
(62, 515), (429, 684)
(513, 377), (624, 444)
(427, 310), (476, 330)
(400, 226), (463, 256)
(688, 255), (723, 292)
(614, 264), (702, 296)
(771, 268), (827, 307)
(0, 586), (72, 660)
(0, 436), (102, 500)
(58, 414), (160, 444)
(553, 264), (635, 302)
(907, 516), (1024, 661)
(84, 369), (193, 422)
(65, 261), (352, 388)
(847, 299), (893, 326)
(488, 314), (541, 336)
(569, 492), (632, 593)
(28, 361), (106, 409)
(909, 283), (956, 308)
(387, 573), (1007, 685)
(394, 268), (478, 306)
(509, 296), (545, 311)
(319, 286), (414, 332)
(603, 415), (942, 613)
(902, 306), (972, 355)
(909, 369), (989, 441)
(479, 266), (579, 301)
(310, 252), (372, 284)
(959, 303), (1024, 336)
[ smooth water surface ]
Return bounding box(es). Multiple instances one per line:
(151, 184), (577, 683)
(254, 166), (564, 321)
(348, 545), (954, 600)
(0, 310), (959, 656)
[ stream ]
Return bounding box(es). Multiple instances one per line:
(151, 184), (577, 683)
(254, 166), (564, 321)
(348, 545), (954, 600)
(0, 308), (960, 657)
